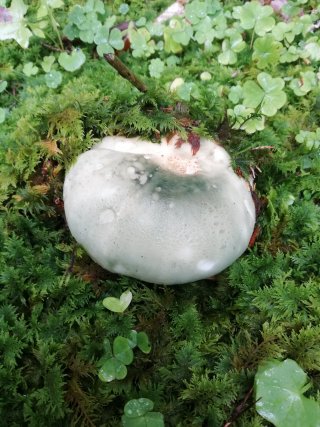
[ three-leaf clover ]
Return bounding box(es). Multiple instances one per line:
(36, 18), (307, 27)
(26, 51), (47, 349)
(149, 58), (165, 79)
(255, 359), (320, 427)
(129, 26), (155, 58)
(98, 336), (133, 382)
(23, 62), (39, 76)
(58, 49), (86, 71)
(243, 72), (287, 116)
(41, 55), (55, 72)
(122, 398), (164, 427)
(218, 32), (246, 65)
(227, 105), (265, 134)
(252, 35), (282, 69)
(233, 1), (275, 36)
(295, 129), (320, 150)
(94, 25), (124, 56)
(289, 71), (317, 96)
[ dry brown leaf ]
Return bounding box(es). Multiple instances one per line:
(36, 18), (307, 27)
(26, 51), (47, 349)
(39, 140), (62, 156)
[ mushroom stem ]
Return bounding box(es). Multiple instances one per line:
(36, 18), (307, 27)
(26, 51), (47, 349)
(104, 53), (148, 93)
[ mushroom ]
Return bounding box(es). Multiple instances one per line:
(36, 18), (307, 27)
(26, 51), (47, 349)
(63, 135), (256, 285)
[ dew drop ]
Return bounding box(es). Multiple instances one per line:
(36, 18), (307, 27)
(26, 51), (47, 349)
(127, 410), (132, 415)
(155, 186), (162, 192)
(99, 208), (116, 224)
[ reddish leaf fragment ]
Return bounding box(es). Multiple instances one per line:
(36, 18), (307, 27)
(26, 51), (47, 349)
(175, 137), (186, 149)
(249, 225), (261, 248)
(187, 132), (201, 155)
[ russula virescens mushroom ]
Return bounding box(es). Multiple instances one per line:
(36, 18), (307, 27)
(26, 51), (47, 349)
(63, 135), (256, 285)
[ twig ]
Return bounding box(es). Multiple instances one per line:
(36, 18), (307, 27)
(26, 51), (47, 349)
(41, 41), (65, 52)
(104, 53), (148, 93)
(222, 386), (255, 427)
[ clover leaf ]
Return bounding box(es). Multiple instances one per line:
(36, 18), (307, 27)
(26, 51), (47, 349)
(149, 58), (165, 79)
(103, 290), (132, 313)
(218, 32), (245, 65)
(228, 104), (265, 134)
(185, 0), (208, 25)
(272, 21), (301, 43)
(0, 0), (32, 48)
(233, 1), (275, 36)
(243, 72), (287, 117)
(58, 49), (86, 71)
(295, 129), (320, 150)
(113, 336), (134, 365)
(98, 357), (127, 382)
(289, 71), (317, 97)
(302, 37), (320, 61)
(279, 45), (300, 63)
(41, 55), (55, 72)
(228, 85), (243, 104)
(0, 108), (6, 124)
(255, 359), (320, 427)
(0, 80), (8, 93)
(129, 26), (155, 58)
(122, 398), (164, 427)
(45, 70), (62, 88)
(252, 35), (282, 69)
(193, 16), (215, 45)
(23, 62), (39, 76)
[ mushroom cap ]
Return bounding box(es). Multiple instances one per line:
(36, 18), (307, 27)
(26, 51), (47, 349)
(63, 136), (256, 285)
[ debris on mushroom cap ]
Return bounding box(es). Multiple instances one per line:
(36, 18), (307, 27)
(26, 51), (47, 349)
(63, 136), (256, 285)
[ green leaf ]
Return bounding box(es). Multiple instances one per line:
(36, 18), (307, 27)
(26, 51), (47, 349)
(242, 81), (264, 109)
(0, 80), (8, 93)
(122, 412), (164, 427)
(243, 73), (286, 117)
(228, 85), (243, 104)
(0, 108), (6, 124)
(124, 398), (154, 418)
(109, 28), (124, 50)
(127, 330), (138, 349)
(149, 58), (164, 79)
(41, 55), (55, 73)
(233, 1), (275, 36)
(252, 35), (282, 69)
(289, 71), (317, 96)
(58, 49), (86, 72)
(23, 62), (39, 77)
(137, 332), (151, 354)
(295, 129), (320, 150)
(255, 359), (320, 427)
(113, 337), (134, 365)
(0, 0), (32, 48)
(98, 357), (127, 382)
(97, 44), (114, 56)
(228, 104), (265, 134)
(119, 3), (129, 15)
(103, 290), (132, 313)
(44, 70), (62, 88)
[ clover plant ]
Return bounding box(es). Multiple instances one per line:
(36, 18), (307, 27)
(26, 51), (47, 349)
(122, 398), (164, 427)
(255, 359), (320, 427)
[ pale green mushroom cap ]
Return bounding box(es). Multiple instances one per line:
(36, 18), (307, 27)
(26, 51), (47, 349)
(63, 136), (256, 284)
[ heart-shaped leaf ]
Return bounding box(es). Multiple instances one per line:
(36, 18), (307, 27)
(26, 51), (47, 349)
(58, 49), (86, 72)
(45, 71), (62, 88)
(23, 62), (39, 77)
(41, 55), (55, 73)
(98, 357), (127, 382)
(113, 336), (134, 365)
(255, 359), (320, 427)
(137, 332), (151, 354)
(124, 398), (154, 418)
(103, 290), (132, 313)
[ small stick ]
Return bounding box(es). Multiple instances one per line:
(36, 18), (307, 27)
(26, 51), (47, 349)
(104, 53), (148, 93)
(222, 386), (255, 427)
(41, 41), (65, 52)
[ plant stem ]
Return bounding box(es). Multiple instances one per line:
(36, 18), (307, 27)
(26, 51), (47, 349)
(104, 54), (148, 93)
(48, 8), (64, 51)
